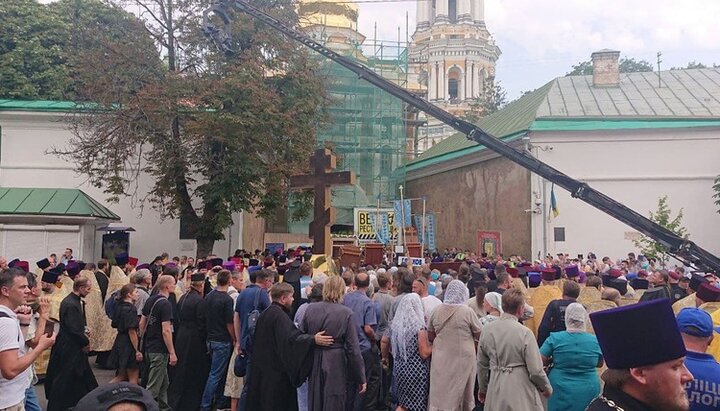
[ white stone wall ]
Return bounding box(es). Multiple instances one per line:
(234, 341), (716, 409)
(528, 126), (720, 262)
(0, 110), (243, 263)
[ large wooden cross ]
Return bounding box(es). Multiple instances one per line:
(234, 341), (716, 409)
(290, 148), (356, 256)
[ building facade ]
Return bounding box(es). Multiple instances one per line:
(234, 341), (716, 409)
(0, 103), (246, 263)
(406, 51), (720, 261)
(408, 0), (501, 153)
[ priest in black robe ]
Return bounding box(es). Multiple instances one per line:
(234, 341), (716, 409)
(168, 273), (210, 411)
(45, 277), (98, 411)
(281, 256), (303, 317)
(247, 283), (333, 411)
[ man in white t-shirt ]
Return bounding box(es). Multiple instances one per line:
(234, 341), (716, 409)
(413, 276), (442, 323)
(0, 267), (56, 411)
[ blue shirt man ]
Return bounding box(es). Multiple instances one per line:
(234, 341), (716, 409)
(234, 271), (272, 351)
(343, 286), (377, 352)
(677, 308), (720, 411)
(342, 272), (380, 410)
(234, 268), (272, 411)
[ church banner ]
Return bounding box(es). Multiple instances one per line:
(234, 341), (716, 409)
(369, 213), (391, 245)
(354, 208), (394, 243)
(477, 230), (502, 258)
(413, 213), (437, 252)
(393, 200), (412, 228)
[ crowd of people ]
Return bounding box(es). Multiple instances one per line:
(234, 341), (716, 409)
(0, 247), (719, 411)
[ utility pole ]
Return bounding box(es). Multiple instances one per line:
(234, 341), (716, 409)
(656, 52), (663, 88)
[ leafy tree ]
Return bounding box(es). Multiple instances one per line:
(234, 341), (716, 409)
(633, 196), (688, 265)
(50, 0), (327, 257)
(0, 0), (70, 99)
(566, 57), (654, 76)
(713, 176), (720, 214)
(463, 77), (507, 123)
(670, 61), (719, 70)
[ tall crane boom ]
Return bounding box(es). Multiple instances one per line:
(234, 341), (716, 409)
(202, 0), (720, 272)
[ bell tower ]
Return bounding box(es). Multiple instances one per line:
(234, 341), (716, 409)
(409, 0), (501, 153)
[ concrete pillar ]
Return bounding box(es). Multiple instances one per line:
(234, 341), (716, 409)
(458, 0), (472, 22)
(458, 69), (465, 100)
(438, 62), (446, 100)
(464, 61), (469, 100)
(473, 65), (480, 98)
(472, 0), (485, 22)
(417, 0), (429, 29)
(436, 0), (449, 23)
(429, 63), (437, 100)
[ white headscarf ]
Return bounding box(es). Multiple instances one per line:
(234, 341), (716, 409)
(443, 280), (469, 305)
(483, 292), (503, 314)
(390, 293), (426, 360)
(565, 302), (589, 333)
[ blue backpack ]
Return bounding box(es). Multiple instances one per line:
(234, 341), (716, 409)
(104, 290), (120, 320)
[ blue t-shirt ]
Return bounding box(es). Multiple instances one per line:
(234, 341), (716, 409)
(684, 350), (720, 411)
(234, 285), (270, 350)
(343, 290), (378, 352)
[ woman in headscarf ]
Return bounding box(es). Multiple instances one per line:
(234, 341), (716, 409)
(539, 302), (603, 411)
(480, 291), (503, 328)
(390, 294), (432, 411)
(427, 280), (482, 411)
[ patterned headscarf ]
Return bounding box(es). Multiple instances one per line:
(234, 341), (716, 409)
(565, 302), (589, 333)
(483, 291), (503, 314)
(390, 293), (426, 360)
(443, 280), (469, 305)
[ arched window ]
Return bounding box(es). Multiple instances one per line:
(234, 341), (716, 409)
(448, 0), (457, 22)
(448, 79), (458, 99)
(447, 67), (462, 100)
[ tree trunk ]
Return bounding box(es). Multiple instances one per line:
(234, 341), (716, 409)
(196, 237), (216, 259)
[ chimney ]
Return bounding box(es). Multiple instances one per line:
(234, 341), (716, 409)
(591, 49), (621, 87)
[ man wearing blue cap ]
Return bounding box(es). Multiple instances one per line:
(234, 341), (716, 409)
(677, 308), (720, 411)
(587, 299), (694, 410)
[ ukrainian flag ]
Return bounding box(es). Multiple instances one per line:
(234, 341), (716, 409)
(550, 183), (559, 218)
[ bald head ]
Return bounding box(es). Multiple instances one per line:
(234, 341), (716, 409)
(355, 272), (370, 289)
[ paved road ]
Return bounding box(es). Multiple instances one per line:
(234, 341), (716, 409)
(35, 359), (116, 410)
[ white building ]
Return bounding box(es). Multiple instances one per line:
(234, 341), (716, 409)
(0, 103), (245, 264)
(405, 50), (720, 262)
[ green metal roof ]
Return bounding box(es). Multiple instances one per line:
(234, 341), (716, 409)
(409, 80), (555, 166)
(0, 100), (82, 112)
(0, 188), (120, 220)
(409, 68), (720, 170)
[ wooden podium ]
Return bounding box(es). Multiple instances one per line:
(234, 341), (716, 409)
(340, 245), (362, 269)
(364, 243), (385, 266)
(406, 242), (422, 258)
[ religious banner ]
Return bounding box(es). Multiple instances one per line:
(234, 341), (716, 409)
(393, 199), (412, 228)
(413, 213), (437, 251)
(477, 230), (502, 258)
(369, 213), (391, 245)
(354, 208), (394, 243)
(426, 212), (437, 251)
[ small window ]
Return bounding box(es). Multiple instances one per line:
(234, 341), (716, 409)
(554, 227), (565, 242)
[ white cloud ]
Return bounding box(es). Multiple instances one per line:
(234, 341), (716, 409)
(486, 0), (720, 59)
(356, 0), (720, 98)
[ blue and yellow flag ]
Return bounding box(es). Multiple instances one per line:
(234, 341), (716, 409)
(550, 183), (559, 218)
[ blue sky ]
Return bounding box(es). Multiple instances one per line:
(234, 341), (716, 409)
(357, 0), (720, 99)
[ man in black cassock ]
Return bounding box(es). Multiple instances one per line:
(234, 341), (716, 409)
(168, 273), (210, 411)
(246, 283), (333, 411)
(45, 276), (98, 411)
